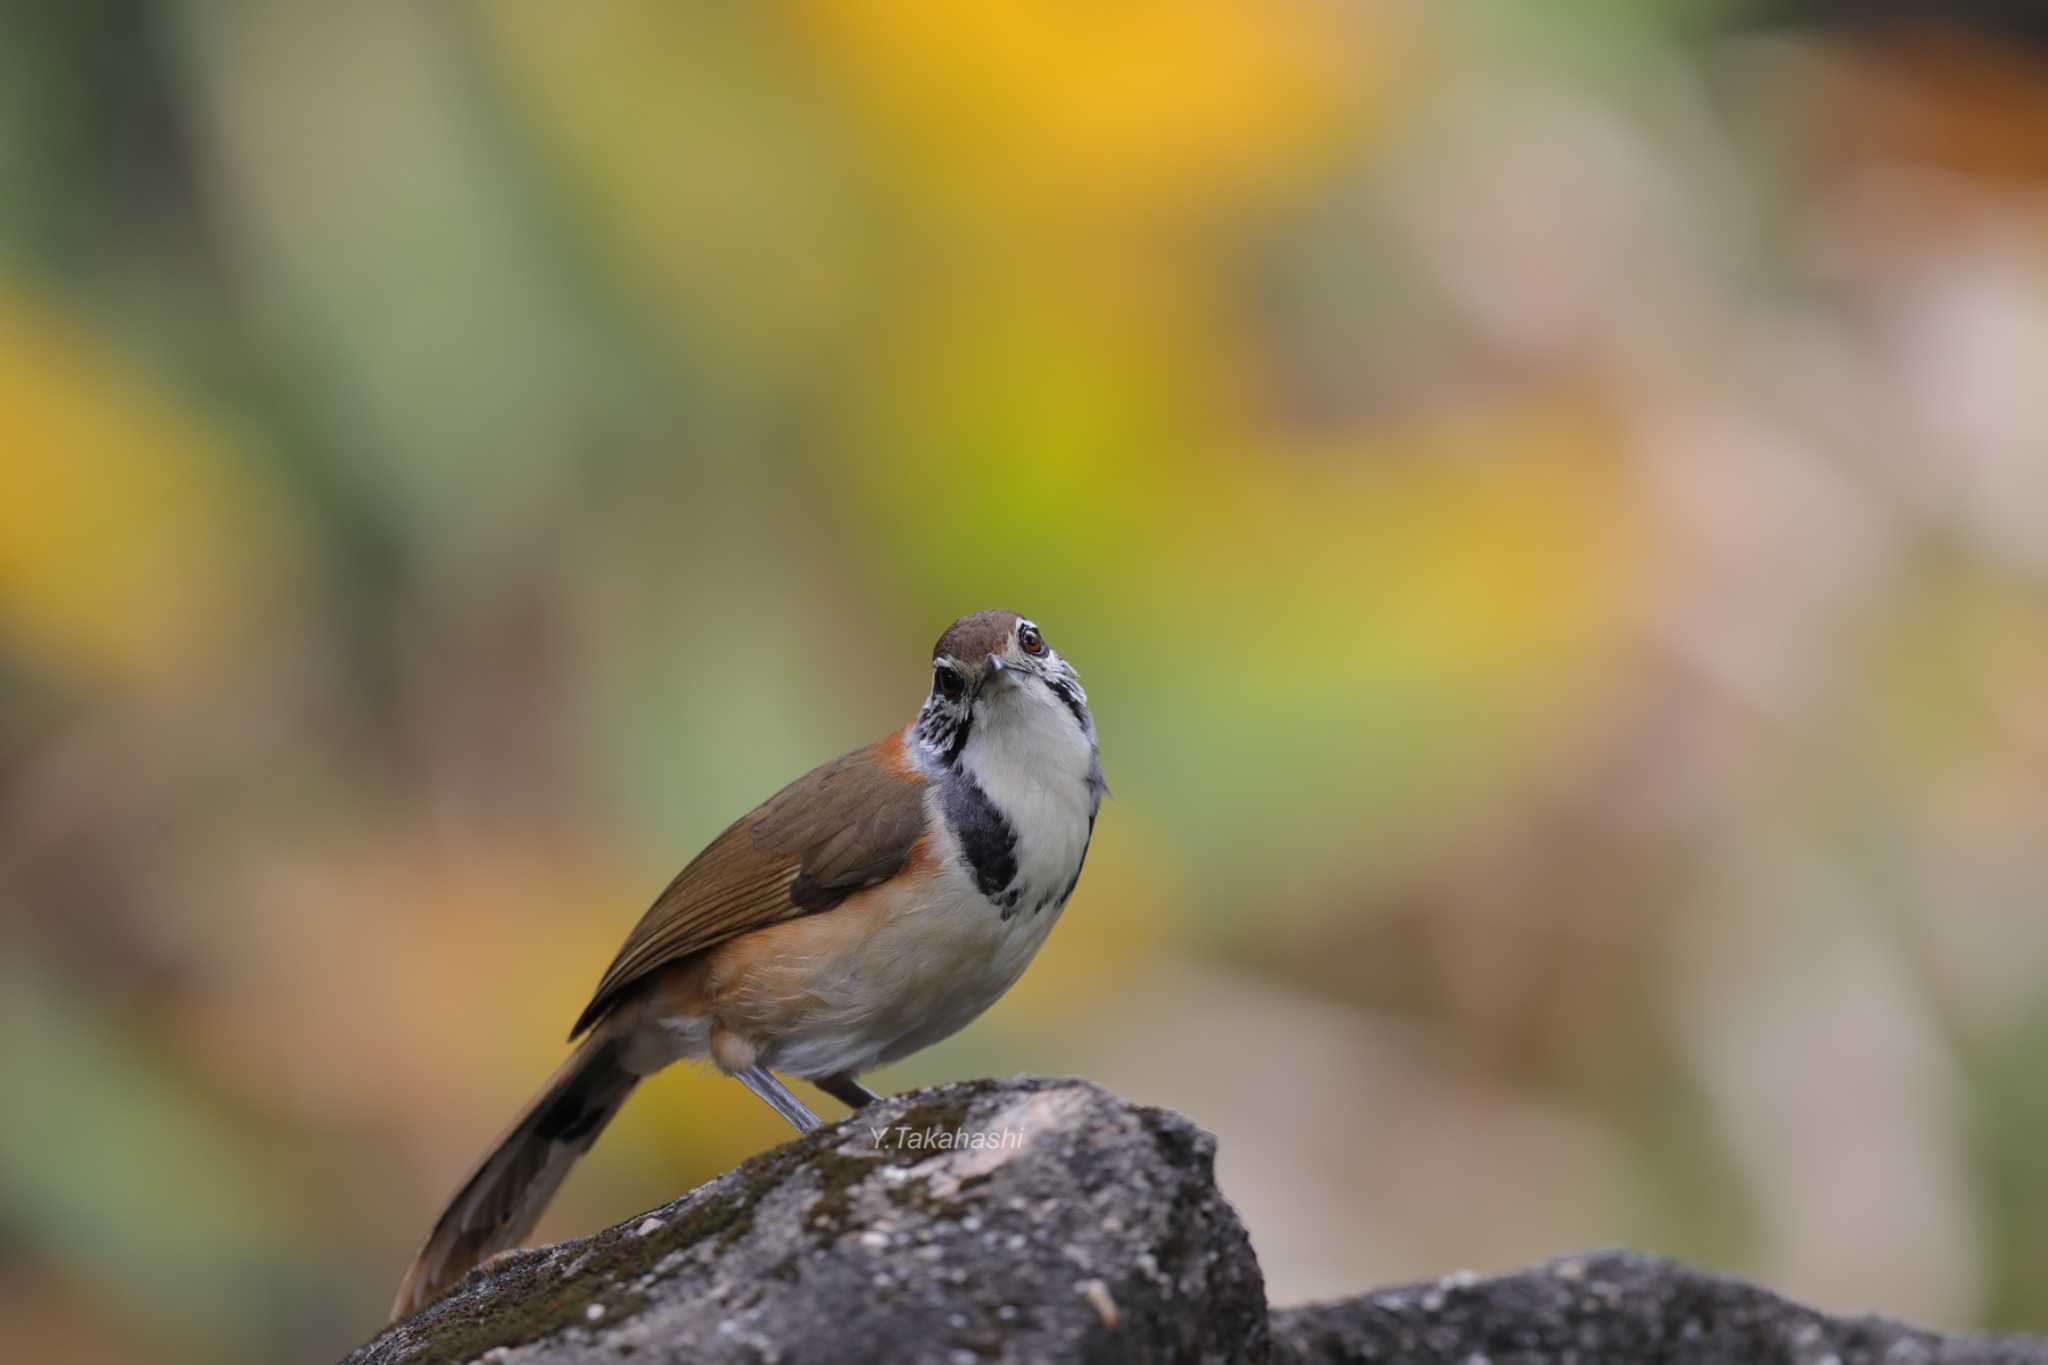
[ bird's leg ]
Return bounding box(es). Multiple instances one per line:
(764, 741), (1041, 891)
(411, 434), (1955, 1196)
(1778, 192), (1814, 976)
(734, 1065), (822, 1134)
(812, 1071), (882, 1110)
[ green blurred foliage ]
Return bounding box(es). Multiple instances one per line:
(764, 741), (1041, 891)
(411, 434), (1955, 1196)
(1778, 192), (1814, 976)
(6, 2), (2048, 1361)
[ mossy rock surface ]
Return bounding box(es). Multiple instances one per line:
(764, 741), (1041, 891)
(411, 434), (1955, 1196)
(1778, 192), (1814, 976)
(348, 1077), (1267, 1365)
(349, 1077), (2048, 1365)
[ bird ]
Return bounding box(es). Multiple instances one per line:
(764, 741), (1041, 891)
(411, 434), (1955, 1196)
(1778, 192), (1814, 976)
(391, 609), (1104, 1320)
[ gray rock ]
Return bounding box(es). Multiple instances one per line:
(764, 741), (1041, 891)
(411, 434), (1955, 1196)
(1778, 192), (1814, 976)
(1271, 1252), (2048, 1365)
(349, 1077), (1267, 1365)
(347, 1077), (2048, 1365)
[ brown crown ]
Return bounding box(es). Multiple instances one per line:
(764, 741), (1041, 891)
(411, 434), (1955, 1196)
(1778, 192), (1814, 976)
(932, 610), (1021, 668)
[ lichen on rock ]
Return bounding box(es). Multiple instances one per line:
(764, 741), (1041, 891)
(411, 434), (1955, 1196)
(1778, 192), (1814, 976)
(348, 1078), (2048, 1365)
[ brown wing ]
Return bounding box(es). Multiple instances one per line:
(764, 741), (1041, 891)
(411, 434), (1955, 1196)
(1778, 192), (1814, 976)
(567, 729), (929, 1039)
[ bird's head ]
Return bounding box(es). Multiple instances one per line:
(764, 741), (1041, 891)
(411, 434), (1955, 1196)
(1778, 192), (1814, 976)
(914, 609), (1092, 768)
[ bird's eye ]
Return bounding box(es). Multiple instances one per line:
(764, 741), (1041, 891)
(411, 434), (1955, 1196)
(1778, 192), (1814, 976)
(934, 665), (965, 700)
(1019, 625), (1044, 655)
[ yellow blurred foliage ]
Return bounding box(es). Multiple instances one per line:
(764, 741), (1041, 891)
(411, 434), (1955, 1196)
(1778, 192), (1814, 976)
(483, 2), (869, 370)
(0, 285), (297, 689)
(797, 0), (1386, 220)
(844, 281), (1640, 714)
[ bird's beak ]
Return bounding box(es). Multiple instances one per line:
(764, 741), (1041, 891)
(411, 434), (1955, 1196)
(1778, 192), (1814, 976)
(981, 655), (1012, 689)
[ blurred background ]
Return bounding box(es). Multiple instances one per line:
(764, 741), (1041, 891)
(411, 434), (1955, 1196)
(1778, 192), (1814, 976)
(6, 1), (2048, 1359)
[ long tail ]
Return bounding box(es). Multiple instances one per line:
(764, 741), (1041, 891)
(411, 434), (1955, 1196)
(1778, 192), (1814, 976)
(391, 1034), (639, 1321)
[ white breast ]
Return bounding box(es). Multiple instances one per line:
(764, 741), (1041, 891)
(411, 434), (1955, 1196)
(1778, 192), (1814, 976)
(752, 683), (1100, 1078)
(959, 674), (1099, 915)
(755, 824), (1070, 1077)
(869, 814), (1070, 1066)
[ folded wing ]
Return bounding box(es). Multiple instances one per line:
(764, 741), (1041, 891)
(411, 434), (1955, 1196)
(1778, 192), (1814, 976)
(568, 734), (929, 1039)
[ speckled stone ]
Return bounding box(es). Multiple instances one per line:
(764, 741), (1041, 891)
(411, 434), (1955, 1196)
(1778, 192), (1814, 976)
(1270, 1251), (2048, 1365)
(347, 1077), (1268, 1365)
(347, 1079), (2048, 1365)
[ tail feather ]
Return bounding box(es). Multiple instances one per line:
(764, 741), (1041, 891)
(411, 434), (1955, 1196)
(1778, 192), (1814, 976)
(391, 1034), (639, 1321)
